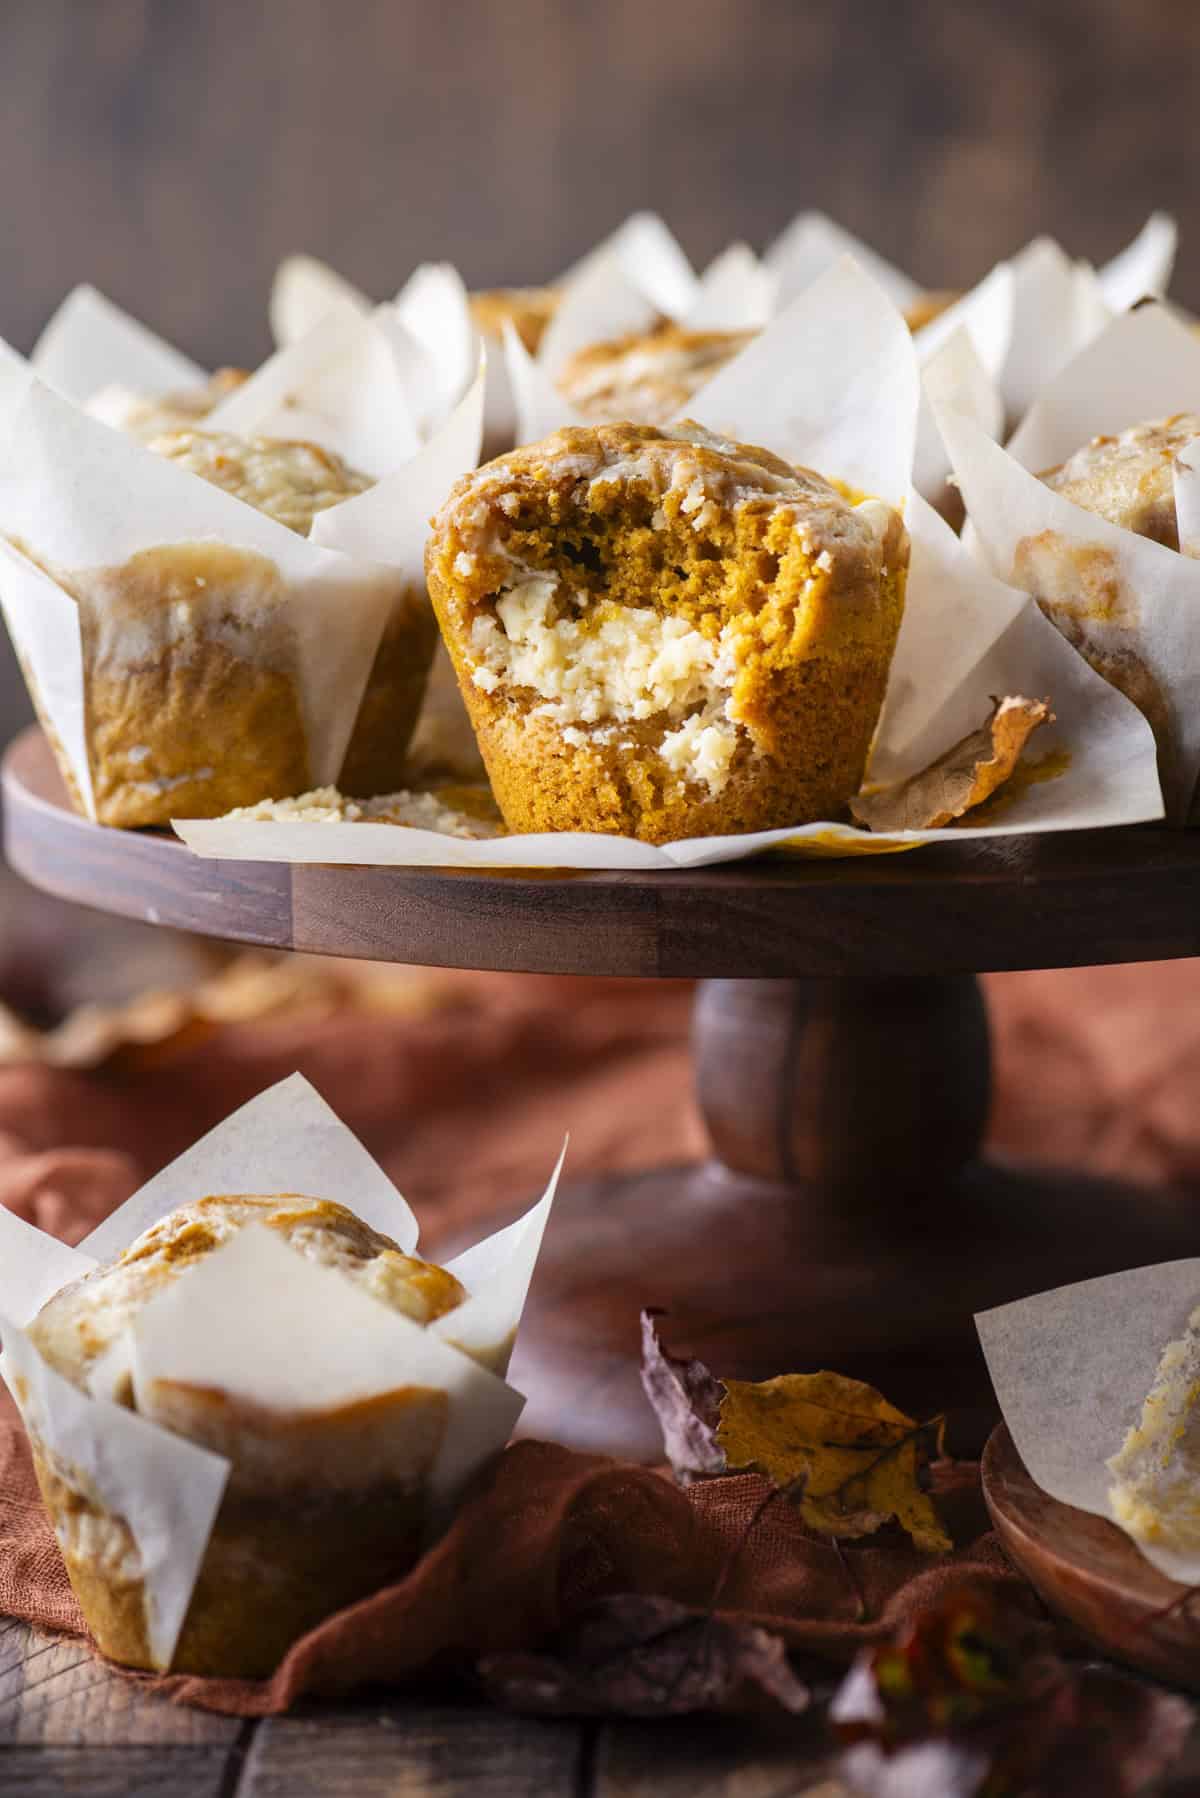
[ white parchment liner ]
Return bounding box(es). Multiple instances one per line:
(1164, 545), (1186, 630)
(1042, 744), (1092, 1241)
(507, 243), (1004, 509)
(0, 1072), (560, 1669)
(31, 285), (207, 416)
(177, 259), (1162, 869)
(269, 215), (780, 457)
(978, 1261), (1200, 1586)
(938, 302), (1200, 823)
(0, 303), (485, 819)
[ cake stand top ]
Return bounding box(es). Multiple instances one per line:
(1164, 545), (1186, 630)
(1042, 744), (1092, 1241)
(5, 726), (1200, 979)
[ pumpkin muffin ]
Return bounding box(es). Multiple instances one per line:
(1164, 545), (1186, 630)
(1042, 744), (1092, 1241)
(86, 367), (250, 440)
(148, 429), (438, 802)
(1039, 413), (1200, 548)
(557, 324), (754, 424)
(426, 421), (909, 843)
(469, 287), (559, 356)
(27, 1193), (468, 1678)
(902, 290), (959, 334)
(1014, 412), (1200, 805)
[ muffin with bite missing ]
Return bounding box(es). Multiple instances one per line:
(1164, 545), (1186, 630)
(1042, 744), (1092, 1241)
(426, 421), (908, 843)
(26, 1193), (471, 1678)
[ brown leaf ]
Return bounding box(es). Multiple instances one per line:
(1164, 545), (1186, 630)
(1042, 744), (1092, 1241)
(639, 1310), (727, 1484)
(480, 1594), (810, 1718)
(716, 1370), (951, 1552)
(851, 696), (1053, 832)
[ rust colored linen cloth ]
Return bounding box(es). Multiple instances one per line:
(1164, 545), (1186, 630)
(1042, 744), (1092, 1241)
(0, 957), (1194, 1711)
(0, 1401), (1023, 1715)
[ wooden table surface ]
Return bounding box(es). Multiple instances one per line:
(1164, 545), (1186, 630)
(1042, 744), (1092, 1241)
(4, 1617), (1200, 1796)
(0, 1619), (851, 1796)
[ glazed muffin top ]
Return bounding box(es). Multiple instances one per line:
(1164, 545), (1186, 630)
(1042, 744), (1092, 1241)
(1041, 413), (1200, 549)
(148, 430), (372, 537)
(430, 419), (900, 576)
(30, 1193), (466, 1396)
(557, 324), (754, 424)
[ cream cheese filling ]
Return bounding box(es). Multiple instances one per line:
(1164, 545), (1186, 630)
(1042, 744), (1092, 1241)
(468, 575), (742, 793)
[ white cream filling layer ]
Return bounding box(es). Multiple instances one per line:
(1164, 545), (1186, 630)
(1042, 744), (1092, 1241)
(469, 575), (741, 793)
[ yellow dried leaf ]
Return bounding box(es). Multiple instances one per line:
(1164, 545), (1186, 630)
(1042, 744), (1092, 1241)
(716, 1370), (951, 1553)
(850, 696), (1053, 833)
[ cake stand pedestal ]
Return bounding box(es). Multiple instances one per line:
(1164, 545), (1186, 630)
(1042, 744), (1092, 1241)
(7, 723), (1200, 1459)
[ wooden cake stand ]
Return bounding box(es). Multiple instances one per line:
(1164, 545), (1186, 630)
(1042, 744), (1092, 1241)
(7, 721), (1200, 1459)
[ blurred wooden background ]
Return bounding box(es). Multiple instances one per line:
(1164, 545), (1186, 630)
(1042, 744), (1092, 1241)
(2, 0), (1195, 364)
(0, 0), (1194, 727)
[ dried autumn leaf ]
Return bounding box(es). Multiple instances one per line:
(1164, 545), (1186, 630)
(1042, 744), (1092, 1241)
(716, 1370), (951, 1553)
(639, 1309), (727, 1484)
(480, 1594), (810, 1718)
(850, 696), (1053, 832)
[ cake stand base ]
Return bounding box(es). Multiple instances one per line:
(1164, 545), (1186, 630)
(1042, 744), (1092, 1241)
(508, 978), (1200, 1460)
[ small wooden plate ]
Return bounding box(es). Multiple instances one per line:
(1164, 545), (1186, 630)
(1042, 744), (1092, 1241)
(982, 1424), (1200, 1691)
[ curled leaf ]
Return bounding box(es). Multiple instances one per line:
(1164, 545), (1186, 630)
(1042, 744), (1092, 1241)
(480, 1594), (810, 1718)
(639, 1310), (727, 1484)
(716, 1370), (950, 1553)
(851, 696), (1053, 832)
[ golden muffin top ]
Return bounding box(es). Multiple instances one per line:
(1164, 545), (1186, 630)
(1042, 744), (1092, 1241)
(87, 368), (250, 441)
(431, 419), (901, 572)
(469, 286), (560, 355)
(30, 1193), (466, 1394)
(557, 324), (754, 424)
(1041, 413), (1200, 549)
(148, 429), (372, 536)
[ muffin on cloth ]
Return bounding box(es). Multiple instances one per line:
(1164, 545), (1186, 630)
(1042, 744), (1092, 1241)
(0, 1074), (554, 1679)
(148, 428), (437, 799)
(24, 1193), (467, 1677)
(426, 421), (908, 843)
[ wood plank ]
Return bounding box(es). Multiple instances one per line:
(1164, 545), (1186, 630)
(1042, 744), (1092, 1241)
(0, 1622), (241, 1747)
(240, 1702), (586, 1796)
(595, 1716), (843, 1796)
(0, 1745), (237, 1797)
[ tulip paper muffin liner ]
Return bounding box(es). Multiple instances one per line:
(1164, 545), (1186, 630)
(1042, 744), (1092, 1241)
(0, 301), (485, 820)
(978, 1260), (1200, 1587)
(0, 376), (396, 820)
(176, 258), (1162, 870)
(937, 302), (1200, 823)
(0, 1072), (560, 1671)
(510, 211), (1172, 504)
(32, 284), (208, 416)
(777, 212), (1175, 423)
(506, 238), (1004, 511)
